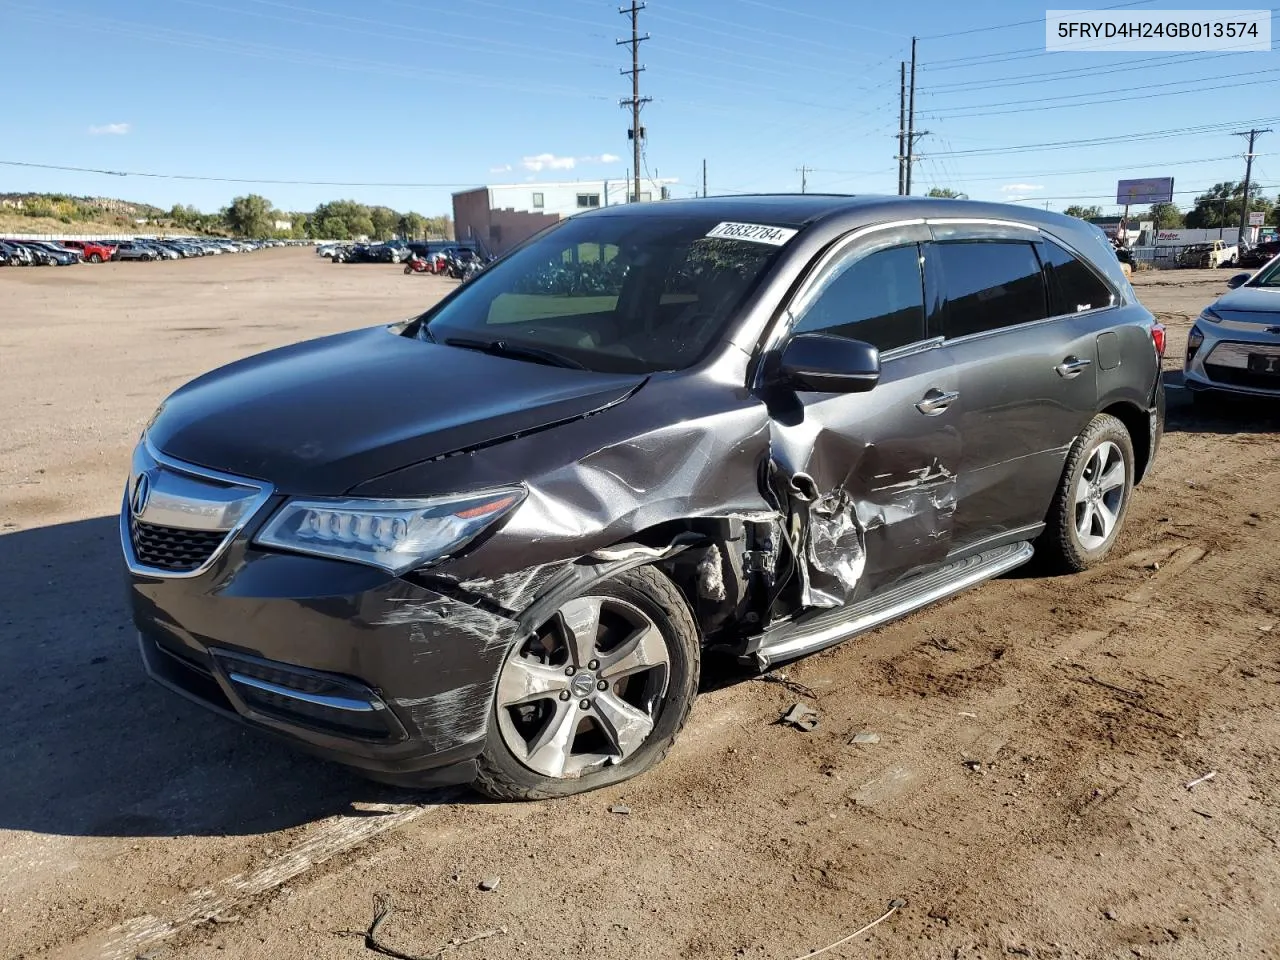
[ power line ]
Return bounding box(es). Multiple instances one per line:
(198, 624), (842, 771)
(922, 51), (1240, 94)
(918, 0), (1156, 39)
(0, 159), (478, 187)
(733, 0), (908, 38)
(928, 69), (1280, 119)
(1004, 183), (1279, 203)
(923, 116), (1280, 157)
(922, 11), (1280, 70)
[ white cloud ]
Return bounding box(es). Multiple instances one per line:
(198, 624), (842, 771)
(522, 153), (577, 172)
(489, 164), (513, 174)
(89, 123), (131, 136)
(1000, 183), (1044, 193)
(579, 153), (621, 164)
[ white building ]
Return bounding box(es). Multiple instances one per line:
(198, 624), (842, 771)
(453, 176), (679, 255)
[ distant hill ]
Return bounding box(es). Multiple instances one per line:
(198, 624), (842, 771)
(0, 193), (212, 237)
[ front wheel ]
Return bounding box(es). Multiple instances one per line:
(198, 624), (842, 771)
(1038, 413), (1135, 573)
(474, 565), (700, 800)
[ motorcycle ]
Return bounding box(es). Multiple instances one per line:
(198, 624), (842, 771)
(403, 254), (432, 275)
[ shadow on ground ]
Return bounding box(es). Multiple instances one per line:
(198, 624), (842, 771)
(0, 516), (431, 840)
(1163, 370), (1280, 434)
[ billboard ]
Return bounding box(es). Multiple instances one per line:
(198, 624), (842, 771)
(1116, 177), (1174, 206)
(1248, 211), (1266, 226)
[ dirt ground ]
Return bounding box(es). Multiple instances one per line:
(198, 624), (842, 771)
(1, 252), (1277, 960)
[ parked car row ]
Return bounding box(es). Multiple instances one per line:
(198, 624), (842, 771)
(319, 240), (485, 265)
(0, 236), (308, 266)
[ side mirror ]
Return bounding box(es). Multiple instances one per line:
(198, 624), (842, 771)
(1227, 272), (1250, 289)
(776, 333), (880, 393)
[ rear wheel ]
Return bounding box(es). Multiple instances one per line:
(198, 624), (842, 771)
(475, 565), (699, 800)
(1038, 413), (1134, 573)
(89, 253), (103, 263)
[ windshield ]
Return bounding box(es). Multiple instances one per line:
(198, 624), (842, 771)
(1251, 257), (1280, 287)
(419, 214), (793, 374)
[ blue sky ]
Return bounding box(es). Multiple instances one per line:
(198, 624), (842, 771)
(0, 0), (1276, 217)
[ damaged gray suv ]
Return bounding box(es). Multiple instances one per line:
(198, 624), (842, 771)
(122, 195), (1165, 799)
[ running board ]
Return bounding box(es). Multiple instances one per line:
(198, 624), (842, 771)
(753, 541), (1035, 669)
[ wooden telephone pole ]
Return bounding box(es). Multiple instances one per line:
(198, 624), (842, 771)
(618, 3), (651, 203)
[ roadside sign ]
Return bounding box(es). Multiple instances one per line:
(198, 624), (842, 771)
(1248, 211), (1266, 226)
(1116, 177), (1174, 205)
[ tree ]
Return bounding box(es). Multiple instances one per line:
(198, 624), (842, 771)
(1184, 181), (1274, 229)
(317, 216), (349, 240)
(1270, 194), (1280, 227)
(1063, 205), (1103, 219)
(397, 212), (427, 240)
(370, 205), (399, 240)
(926, 186), (967, 199)
(223, 194), (275, 237)
(1146, 202), (1184, 228)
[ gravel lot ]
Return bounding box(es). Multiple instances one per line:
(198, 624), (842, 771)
(2, 251), (1278, 960)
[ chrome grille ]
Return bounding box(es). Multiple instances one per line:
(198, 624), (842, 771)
(130, 517), (227, 572)
(120, 437), (273, 579)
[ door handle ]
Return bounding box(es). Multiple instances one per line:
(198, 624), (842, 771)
(916, 388), (959, 416)
(1055, 356), (1093, 379)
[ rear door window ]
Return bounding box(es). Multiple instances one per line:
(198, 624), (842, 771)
(791, 243), (927, 351)
(936, 241), (1048, 339)
(1037, 239), (1116, 315)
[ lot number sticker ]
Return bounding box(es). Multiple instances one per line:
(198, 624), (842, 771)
(705, 222), (798, 246)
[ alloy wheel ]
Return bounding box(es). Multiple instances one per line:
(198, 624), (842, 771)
(495, 595), (671, 780)
(1073, 440), (1127, 550)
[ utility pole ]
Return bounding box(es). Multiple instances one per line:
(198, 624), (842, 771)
(906, 37), (917, 194)
(702, 158), (707, 198)
(1234, 127), (1270, 246)
(797, 165), (811, 193)
(618, 3), (651, 204)
(903, 36), (930, 195)
(897, 61), (906, 195)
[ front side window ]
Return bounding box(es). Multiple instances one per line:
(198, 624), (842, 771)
(421, 215), (794, 373)
(936, 240), (1047, 339)
(1038, 239), (1115, 314)
(791, 243), (927, 352)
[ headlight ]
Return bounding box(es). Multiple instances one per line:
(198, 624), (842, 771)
(254, 487), (525, 574)
(1186, 324), (1205, 364)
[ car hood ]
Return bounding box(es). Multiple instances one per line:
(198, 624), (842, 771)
(1211, 285), (1280, 325)
(148, 326), (646, 496)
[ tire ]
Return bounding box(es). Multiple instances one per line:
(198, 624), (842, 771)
(474, 565), (700, 801)
(1038, 413), (1135, 574)
(403, 264), (413, 274)
(89, 253), (102, 263)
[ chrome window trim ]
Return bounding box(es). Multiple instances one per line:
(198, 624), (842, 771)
(760, 218), (930, 359)
(119, 434), (275, 580)
(926, 222), (1123, 347)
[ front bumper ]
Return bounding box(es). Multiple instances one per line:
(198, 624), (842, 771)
(123, 452), (523, 787)
(1185, 326), (1280, 397)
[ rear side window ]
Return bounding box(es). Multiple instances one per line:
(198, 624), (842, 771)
(791, 243), (927, 351)
(936, 241), (1047, 339)
(1038, 239), (1115, 315)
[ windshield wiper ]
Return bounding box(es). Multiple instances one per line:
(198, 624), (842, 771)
(443, 336), (586, 370)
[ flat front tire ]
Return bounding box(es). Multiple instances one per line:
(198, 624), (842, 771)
(474, 565), (699, 800)
(1038, 413), (1135, 573)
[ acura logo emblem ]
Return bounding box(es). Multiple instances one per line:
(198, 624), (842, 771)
(131, 472), (152, 516)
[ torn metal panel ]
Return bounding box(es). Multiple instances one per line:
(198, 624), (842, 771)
(803, 490), (867, 608)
